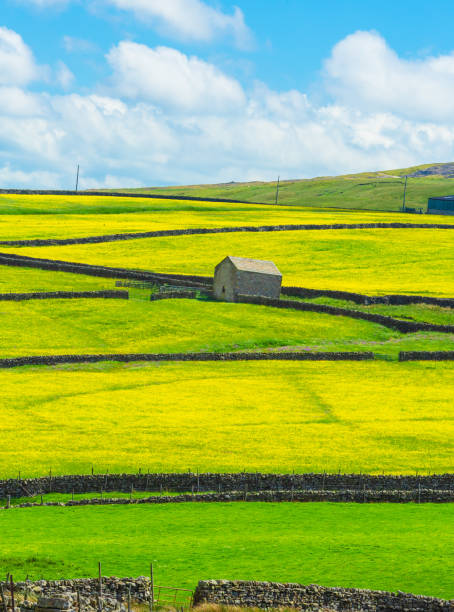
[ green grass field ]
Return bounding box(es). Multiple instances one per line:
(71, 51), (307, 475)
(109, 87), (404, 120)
(0, 265), (114, 293)
(2, 360), (454, 477)
(0, 297), (399, 357)
(103, 164), (454, 212)
(0, 296), (452, 358)
(8, 227), (454, 296)
(1, 503), (453, 598)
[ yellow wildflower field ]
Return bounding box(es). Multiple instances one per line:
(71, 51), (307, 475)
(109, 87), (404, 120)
(0, 194), (452, 241)
(8, 227), (454, 296)
(1, 360), (453, 477)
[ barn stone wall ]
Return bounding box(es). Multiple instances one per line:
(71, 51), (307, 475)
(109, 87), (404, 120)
(236, 269), (282, 301)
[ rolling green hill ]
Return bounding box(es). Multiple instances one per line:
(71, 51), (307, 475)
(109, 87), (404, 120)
(96, 162), (454, 211)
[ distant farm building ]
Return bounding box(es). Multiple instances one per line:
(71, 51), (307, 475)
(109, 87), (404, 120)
(214, 256), (282, 302)
(427, 196), (454, 215)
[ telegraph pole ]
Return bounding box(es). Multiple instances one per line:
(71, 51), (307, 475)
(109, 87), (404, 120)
(75, 164), (80, 192)
(275, 175), (280, 205)
(401, 175), (408, 212)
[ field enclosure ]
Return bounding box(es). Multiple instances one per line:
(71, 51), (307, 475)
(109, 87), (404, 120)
(0, 190), (453, 598)
(3, 194), (452, 240)
(6, 227), (454, 296)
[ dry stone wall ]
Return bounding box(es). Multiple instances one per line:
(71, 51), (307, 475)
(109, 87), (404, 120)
(0, 351), (374, 370)
(237, 294), (454, 334)
(2, 577), (151, 605)
(7, 489), (454, 509)
(193, 580), (453, 611)
(400, 351), (454, 361)
(281, 286), (454, 308)
(0, 291), (128, 301)
(2, 472), (454, 499)
(3, 222), (454, 248)
(0, 188), (254, 205)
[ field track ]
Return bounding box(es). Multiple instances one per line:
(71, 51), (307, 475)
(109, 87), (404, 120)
(2, 221), (454, 247)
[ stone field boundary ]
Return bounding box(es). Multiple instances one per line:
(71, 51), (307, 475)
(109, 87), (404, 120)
(0, 188), (262, 205)
(2, 472), (454, 498)
(2, 576), (452, 612)
(0, 252), (452, 335)
(1, 250), (453, 311)
(6, 489), (454, 509)
(0, 351), (374, 369)
(0, 290), (128, 301)
(237, 294), (454, 334)
(2, 221), (454, 247)
(193, 579), (453, 611)
(400, 351), (454, 361)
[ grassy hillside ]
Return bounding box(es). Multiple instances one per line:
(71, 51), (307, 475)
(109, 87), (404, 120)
(0, 297), (404, 357)
(1, 503), (453, 599)
(2, 360), (454, 476)
(97, 163), (454, 211)
(9, 227), (454, 296)
(0, 296), (453, 358)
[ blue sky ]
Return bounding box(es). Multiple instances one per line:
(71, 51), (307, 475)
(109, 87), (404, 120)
(2, 0), (454, 188)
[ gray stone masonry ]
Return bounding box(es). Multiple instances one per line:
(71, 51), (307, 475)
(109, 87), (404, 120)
(214, 256), (282, 302)
(2, 472), (454, 499)
(193, 580), (454, 611)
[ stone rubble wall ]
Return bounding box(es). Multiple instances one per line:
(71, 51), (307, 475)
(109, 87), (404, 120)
(1, 250), (453, 313)
(2, 472), (454, 499)
(0, 252), (213, 287)
(192, 580), (453, 611)
(6, 489), (454, 510)
(280, 286), (454, 308)
(0, 291), (128, 301)
(0, 351), (374, 370)
(399, 351), (454, 361)
(0, 188), (254, 205)
(2, 222), (454, 248)
(1, 577), (151, 605)
(237, 294), (454, 334)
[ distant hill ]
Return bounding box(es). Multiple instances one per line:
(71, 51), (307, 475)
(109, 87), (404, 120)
(407, 163), (454, 178)
(91, 162), (454, 212)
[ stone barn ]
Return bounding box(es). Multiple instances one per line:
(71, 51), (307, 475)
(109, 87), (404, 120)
(214, 256), (282, 302)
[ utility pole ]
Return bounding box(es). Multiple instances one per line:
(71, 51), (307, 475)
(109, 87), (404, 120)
(402, 175), (408, 212)
(75, 164), (80, 192)
(275, 175), (280, 205)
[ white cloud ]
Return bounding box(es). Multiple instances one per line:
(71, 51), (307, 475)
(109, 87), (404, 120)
(106, 42), (246, 112)
(63, 36), (98, 54)
(0, 87), (44, 116)
(325, 30), (454, 122)
(107, 0), (253, 48)
(3, 28), (454, 189)
(14, 0), (69, 6)
(0, 27), (44, 86)
(0, 164), (61, 189)
(56, 61), (75, 89)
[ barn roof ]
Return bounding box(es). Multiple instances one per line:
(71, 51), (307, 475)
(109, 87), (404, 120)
(224, 256), (282, 276)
